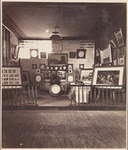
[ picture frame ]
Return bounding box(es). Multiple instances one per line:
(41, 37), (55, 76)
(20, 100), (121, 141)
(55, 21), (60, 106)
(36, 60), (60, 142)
(66, 73), (75, 83)
(109, 40), (116, 49)
(48, 53), (68, 66)
(68, 64), (73, 73)
(69, 52), (76, 58)
(115, 28), (124, 47)
(80, 69), (93, 85)
(79, 64), (84, 69)
(32, 64), (37, 69)
(30, 49), (39, 58)
(39, 64), (45, 70)
(92, 66), (124, 87)
(40, 52), (46, 58)
(22, 71), (31, 84)
(77, 49), (86, 59)
(100, 44), (112, 65)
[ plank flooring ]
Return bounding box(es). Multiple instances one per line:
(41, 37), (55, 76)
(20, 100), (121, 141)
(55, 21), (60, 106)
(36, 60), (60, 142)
(2, 110), (126, 148)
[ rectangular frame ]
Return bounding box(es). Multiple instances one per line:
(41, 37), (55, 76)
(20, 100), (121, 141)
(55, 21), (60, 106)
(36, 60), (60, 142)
(92, 66), (124, 87)
(48, 53), (68, 66)
(22, 71), (31, 84)
(69, 52), (76, 58)
(115, 28), (124, 47)
(80, 69), (93, 85)
(100, 44), (112, 65)
(2, 66), (22, 88)
(66, 73), (75, 83)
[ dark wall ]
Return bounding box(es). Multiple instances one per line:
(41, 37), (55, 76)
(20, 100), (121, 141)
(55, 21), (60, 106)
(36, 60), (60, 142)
(87, 7), (126, 50)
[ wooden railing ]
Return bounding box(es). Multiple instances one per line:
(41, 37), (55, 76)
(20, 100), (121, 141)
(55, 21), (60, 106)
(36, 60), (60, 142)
(70, 85), (126, 106)
(2, 84), (38, 106)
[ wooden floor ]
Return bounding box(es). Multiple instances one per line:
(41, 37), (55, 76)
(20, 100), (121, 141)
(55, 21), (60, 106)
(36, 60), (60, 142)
(37, 93), (70, 106)
(2, 110), (126, 148)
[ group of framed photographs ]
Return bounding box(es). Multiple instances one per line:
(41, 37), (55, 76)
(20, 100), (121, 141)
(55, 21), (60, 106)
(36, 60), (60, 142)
(69, 49), (86, 59)
(80, 66), (124, 87)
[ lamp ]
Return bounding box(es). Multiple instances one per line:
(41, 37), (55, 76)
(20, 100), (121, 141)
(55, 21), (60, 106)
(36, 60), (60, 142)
(50, 26), (61, 40)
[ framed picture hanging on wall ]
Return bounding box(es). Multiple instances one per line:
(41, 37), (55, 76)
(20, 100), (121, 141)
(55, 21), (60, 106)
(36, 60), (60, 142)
(69, 52), (76, 58)
(79, 64), (84, 69)
(115, 28), (124, 47)
(77, 49), (86, 59)
(30, 49), (39, 58)
(40, 52), (46, 58)
(32, 64), (37, 69)
(100, 44), (112, 65)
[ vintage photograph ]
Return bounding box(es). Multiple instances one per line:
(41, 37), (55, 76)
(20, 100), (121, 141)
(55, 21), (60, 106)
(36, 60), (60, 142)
(1, 1), (127, 149)
(92, 66), (124, 86)
(80, 69), (93, 84)
(48, 53), (68, 66)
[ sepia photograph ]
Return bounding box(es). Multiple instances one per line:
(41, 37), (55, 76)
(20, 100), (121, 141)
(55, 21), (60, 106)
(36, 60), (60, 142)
(1, 0), (127, 149)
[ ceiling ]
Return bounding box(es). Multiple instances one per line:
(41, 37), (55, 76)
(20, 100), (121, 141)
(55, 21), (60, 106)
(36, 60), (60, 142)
(2, 2), (126, 40)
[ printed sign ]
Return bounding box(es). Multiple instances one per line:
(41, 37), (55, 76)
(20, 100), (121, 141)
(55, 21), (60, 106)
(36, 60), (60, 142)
(2, 67), (22, 89)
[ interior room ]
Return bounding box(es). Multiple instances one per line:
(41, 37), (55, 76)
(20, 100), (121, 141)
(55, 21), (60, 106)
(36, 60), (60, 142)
(2, 1), (127, 148)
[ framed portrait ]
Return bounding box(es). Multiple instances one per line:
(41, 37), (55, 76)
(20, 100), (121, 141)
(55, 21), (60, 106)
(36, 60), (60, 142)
(92, 66), (124, 87)
(52, 40), (62, 53)
(66, 73), (75, 83)
(40, 52), (46, 58)
(118, 55), (125, 65)
(36, 69), (40, 74)
(79, 64), (84, 69)
(68, 64), (73, 73)
(48, 53), (68, 66)
(77, 49), (86, 59)
(80, 69), (93, 85)
(22, 71), (31, 84)
(32, 64), (37, 69)
(40, 64), (45, 70)
(30, 49), (39, 58)
(69, 52), (76, 58)
(100, 44), (112, 65)
(115, 28), (124, 47)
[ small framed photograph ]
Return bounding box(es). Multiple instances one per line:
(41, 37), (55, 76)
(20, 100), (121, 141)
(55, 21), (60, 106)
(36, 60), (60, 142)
(115, 28), (124, 47)
(22, 71), (31, 84)
(77, 49), (86, 59)
(92, 66), (124, 87)
(69, 52), (76, 58)
(66, 73), (75, 83)
(81, 69), (93, 85)
(36, 69), (40, 74)
(40, 64), (45, 70)
(40, 52), (46, 58)
(30, 49), (39, 58)
(68, 64), (73, 73)
(118, 55), (125, 65)
(100, 44), (112, 65)
(79, 64), (84, 69)
(32, 64), (37, 69)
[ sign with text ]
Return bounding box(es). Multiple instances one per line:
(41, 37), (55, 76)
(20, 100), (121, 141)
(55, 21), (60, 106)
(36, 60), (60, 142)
(2, 67), (22, 89)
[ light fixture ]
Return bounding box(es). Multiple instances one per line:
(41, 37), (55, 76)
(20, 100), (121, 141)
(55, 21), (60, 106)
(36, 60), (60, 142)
(50, 26), (61, 40)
